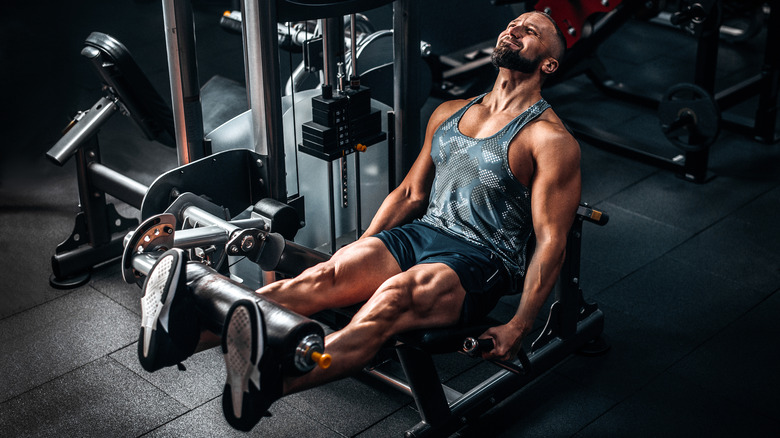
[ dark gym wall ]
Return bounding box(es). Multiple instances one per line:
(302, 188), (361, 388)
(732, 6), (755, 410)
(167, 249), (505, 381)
(417, 0), (520, 55)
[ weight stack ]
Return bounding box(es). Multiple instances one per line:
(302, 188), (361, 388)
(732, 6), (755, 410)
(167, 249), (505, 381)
(299, 85), (385, 161)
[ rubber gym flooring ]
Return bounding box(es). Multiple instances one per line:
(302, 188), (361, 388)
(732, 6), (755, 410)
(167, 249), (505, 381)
(1, 1), (778, 437)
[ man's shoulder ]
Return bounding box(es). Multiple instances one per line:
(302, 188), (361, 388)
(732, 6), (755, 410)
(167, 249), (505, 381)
(430, 97), (477, 123)
(524, 110), (578, 148)
(515, 111), (580, 171)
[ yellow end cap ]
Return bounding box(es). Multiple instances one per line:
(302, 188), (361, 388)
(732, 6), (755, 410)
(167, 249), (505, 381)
(311, 351), (332, 369)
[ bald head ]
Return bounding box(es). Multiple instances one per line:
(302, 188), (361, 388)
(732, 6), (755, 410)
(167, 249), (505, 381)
(526, 10), (566, 61)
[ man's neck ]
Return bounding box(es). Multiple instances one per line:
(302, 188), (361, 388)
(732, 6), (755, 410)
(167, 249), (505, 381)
(483, 69), (544, 113)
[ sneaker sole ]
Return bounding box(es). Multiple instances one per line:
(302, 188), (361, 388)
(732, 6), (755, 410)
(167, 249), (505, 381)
(139, 249), (184, 360)
(222, 300), (264, 431)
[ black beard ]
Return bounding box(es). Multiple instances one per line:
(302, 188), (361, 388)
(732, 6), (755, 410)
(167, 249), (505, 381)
(491, 45), (542, 74)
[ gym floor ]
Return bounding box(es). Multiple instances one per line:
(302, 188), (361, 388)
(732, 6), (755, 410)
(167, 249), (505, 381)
(1, 1), (778, 437)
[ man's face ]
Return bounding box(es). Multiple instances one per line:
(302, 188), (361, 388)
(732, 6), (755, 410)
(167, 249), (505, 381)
(492, 13), (553, 74)
(491, 45), (544, 74)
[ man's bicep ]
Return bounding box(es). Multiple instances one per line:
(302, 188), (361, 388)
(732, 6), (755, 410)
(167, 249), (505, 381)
(530, 135), (581, 238)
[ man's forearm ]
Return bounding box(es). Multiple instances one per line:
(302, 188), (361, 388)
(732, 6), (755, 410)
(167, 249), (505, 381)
(361, 189), (427, 238)
(508, 241), (566, 336)
(479, 241), (566, 360)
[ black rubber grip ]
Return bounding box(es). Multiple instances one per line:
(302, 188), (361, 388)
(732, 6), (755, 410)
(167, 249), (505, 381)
(463, 337), (494, 357)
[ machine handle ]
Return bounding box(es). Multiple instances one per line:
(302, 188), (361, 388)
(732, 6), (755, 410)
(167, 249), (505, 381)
(463, 336), (532, 375)
(463, 336), (495, 357)
(46, 97), (117, 166)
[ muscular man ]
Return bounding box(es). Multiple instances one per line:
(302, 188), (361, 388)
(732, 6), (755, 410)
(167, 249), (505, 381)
(137, 10), (578, 431)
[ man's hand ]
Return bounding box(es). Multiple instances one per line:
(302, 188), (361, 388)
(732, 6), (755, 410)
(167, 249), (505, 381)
(478, 323), (525, 361)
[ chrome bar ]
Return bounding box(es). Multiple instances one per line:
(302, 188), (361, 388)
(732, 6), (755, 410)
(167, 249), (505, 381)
(328, 162), (337, 254)
(241, 0), (286, 201)
(173, 225), (229, 248)
(181, 205), (239, 234)
(131, 252), (159, 277)
(322, 18), (332, 86)
(350, 13), (358, 76)
(354, 152), (362, 240)
(161, 0), (205, 165)
(365, 368), (413, 396)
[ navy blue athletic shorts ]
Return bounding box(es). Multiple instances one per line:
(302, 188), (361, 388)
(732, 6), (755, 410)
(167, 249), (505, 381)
(373, 220), (511, 325)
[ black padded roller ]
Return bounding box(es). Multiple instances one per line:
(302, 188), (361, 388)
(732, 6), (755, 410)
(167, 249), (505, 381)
(186, 262), (324, 373)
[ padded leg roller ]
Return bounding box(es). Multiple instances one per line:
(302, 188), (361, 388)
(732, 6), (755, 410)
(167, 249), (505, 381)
(186, 262), (327, 375)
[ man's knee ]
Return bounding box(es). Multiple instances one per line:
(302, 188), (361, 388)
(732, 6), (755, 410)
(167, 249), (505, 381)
(299, 261), (338, 289)
(359, 280), (448, 333)
(256, 262), (336, 308)
(357, 283), (410, 321)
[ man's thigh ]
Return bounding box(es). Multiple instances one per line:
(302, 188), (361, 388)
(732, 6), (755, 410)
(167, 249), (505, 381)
(329, 236), (405, 293)
(353, 262), (467, 333)
(258, 237), (404, 315)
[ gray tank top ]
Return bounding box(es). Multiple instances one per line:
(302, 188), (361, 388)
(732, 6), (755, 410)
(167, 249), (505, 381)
(420, 93), (550, 277)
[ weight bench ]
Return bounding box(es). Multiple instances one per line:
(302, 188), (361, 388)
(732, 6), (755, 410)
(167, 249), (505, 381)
(123, 188), (607, 436)
(311, 204), (609, 437)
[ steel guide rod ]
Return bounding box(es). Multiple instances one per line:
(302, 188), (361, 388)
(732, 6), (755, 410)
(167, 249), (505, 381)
(180, 205), (239, 234)
(351, 12), (362, 240)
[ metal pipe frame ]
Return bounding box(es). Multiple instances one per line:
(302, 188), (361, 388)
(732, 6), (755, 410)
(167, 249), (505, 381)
(392, 0), (420, 183)
(88, 163), (147, 208)
(161, 0), (206, 165)
(130, 252), (160, 277)
(181, 205), (240, 234)
(172, 225), (231, 249)
(49, 104), (143, 284)
(241, 0), (286, 202)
